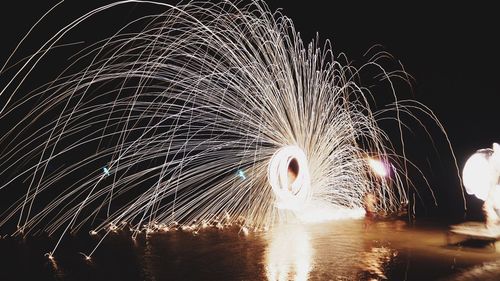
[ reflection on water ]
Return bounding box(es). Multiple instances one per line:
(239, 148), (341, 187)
(444, 259), (500, 281)
(359, 245), (395, 280)
(2, 219), (500, 280)
(266, 224), (312, 281)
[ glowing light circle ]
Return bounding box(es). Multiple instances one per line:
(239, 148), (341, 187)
(367, 158), (389, 178)
(462, 149), (495, 201)
(268, 146), (311, 210)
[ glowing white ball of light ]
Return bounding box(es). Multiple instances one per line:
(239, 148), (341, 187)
(463, 152), (493, 201)
(462, 143), (500, 201)
(268, 146), (311, 210)
(367, 158), (389, 178)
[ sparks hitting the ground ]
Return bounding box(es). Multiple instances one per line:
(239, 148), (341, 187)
(0, 0), (460, 258)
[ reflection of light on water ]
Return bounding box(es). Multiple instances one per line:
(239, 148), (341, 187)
(445, 259), (500, 281)
(141, 236), (156, 281)
(46, 254), (65, 279)
(266, 224), (312, 281)
(359, 246), (396, 280)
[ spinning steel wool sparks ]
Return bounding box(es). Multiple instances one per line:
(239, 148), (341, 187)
(0, 0), (460, 257)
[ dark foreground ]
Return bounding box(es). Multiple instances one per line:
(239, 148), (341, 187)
(1, 218), (500, 281)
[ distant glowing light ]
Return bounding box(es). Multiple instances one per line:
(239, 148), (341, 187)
(462, 143), (500, 202)
(367, 158), (389, 178)
(237, 169), (246, 180)
(462, 143), (500, 226)
(463, 152), (492, 201)
(103, 166), (110, 176)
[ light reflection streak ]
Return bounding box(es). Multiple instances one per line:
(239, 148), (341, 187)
(359, 246), (395, 280)
(266, 224), (312, 281)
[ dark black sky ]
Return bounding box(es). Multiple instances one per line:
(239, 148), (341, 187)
(268, 2), (499, 145)
(1, 1), (499, 219)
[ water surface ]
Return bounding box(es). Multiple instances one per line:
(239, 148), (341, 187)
(1, 219), (500, 280)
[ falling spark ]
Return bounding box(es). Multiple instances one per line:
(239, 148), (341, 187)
(241, 226), (249, 236)
(45, 252), (55, 261)
(80, 252), (92, 262)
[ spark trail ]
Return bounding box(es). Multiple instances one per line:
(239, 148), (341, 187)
(0, 0), (462, 257)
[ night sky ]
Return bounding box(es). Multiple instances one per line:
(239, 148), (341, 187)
(1, 1), (499, 220)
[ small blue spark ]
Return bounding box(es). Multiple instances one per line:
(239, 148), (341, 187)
(103, 167), (110, 176)
(237, 169), (246, 180)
